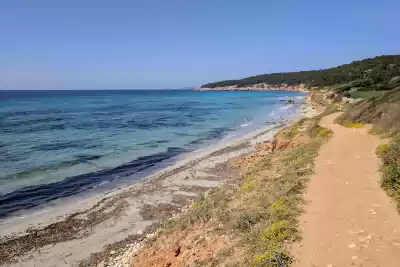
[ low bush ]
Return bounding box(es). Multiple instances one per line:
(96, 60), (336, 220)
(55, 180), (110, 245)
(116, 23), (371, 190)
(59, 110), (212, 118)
(343, 121), (365, 128)
(376, 143), (390, 158)
(154, 120), (332, 266)
(335, 87), (400, 133)
(376, 135), (400, 210)
(317, 128), (333, 137)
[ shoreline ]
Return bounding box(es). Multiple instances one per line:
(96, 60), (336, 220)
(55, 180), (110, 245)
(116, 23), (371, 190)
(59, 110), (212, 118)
(0, 99), (315, 267)
(0, 92), (306, 219)
(196, 85), (309, 93)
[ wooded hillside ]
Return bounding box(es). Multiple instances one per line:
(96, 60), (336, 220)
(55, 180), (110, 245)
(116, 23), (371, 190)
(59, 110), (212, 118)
(201, 55), (400, 89)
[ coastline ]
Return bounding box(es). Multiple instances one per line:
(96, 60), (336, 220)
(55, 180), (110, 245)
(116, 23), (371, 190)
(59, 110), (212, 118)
(196, 83), (309, 93)
(0, 98), (316, 267)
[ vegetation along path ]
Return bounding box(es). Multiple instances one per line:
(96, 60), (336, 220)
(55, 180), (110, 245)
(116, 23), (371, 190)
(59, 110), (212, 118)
(294, 112), (400, 266)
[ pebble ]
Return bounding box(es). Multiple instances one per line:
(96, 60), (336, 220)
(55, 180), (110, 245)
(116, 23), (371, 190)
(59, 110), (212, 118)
(348, 243), (356, 249)
(359, 235), (372, 243)
(103, 240), (145, 267)
(146, 233), (155, 239)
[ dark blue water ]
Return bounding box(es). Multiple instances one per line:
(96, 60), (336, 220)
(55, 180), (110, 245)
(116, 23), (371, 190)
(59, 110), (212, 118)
(0, 89), (305, 217)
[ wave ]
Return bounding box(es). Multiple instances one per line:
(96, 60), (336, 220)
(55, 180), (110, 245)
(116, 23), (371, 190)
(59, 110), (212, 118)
(278, 105), (292, 110)
(0, 147), (186, 218)
(240, 122), (253, 128)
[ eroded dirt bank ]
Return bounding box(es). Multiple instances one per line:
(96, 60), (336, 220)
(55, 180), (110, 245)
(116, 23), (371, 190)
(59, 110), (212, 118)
(125, 110), (329, 267)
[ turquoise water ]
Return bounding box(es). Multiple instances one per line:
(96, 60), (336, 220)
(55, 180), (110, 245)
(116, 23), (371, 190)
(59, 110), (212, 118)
(0, 89), (305, 217)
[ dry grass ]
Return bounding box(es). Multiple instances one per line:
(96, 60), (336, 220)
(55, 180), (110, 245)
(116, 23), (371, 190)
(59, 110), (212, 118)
(343, 121), (365, 128)
(335, 87), (400, 133)
(131, 116), (332, 267)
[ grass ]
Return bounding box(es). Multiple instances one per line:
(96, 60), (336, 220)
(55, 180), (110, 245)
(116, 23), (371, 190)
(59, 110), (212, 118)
(145, 117), (331, 267)
(368, 128), (396, 139)
(376, 143), (390, 157)
(335, 87), (400, 134)
(171, 186), (233, 228)
(349, 90), (389, 99)
(241, 182), (254, 193)
(249, 140), (323, 266)
(317, 128), (333, 137)
(376, 135), (400, 211)
(343, 121), (365, 128)
(280, 124), (300, 139)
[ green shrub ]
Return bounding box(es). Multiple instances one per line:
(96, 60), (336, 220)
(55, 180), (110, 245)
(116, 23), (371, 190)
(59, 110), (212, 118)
(241, 182), (254, 193)
(317, 128), (332, 137)
(378, 135), (400, 210)
(253, 220), (296, 267)
(376, 143), (389, 158)
(343, 121), (365, 128)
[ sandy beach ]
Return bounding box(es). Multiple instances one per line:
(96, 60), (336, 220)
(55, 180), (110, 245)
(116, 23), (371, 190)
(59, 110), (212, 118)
(0, 100), (315, 267)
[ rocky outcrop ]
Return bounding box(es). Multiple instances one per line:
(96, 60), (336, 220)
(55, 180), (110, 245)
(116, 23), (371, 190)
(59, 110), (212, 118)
(197, 83), (308, 92)
(230, 151), (269, 170)
(272, 134), (310, 151)
(255, 133), (310, 153)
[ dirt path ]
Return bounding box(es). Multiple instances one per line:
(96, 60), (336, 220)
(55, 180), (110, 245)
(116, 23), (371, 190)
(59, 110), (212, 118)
(295, 113), (400, 267)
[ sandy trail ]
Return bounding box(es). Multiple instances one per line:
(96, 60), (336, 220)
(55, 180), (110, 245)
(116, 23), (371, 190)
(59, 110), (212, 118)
(295, 113), (400, 266)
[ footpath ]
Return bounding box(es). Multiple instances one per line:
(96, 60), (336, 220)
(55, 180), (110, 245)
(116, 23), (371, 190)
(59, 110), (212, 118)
(295, 113), (400, 266)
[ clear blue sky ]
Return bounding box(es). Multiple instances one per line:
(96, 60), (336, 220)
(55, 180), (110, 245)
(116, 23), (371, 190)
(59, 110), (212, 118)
(1, 0), (399, 90)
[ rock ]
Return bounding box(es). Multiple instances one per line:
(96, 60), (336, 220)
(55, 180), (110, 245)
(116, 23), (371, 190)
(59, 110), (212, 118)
(109, 250), (117, 255)
(97, 261), (105, 267)
(137, 229), (143, 235)
(204, 189), (212, 198)
(146, 233), (155, 239)
(272, 136), (291, 151)
(174, 246), (181, 257)
(255, 140), (273, 151)
(348, 243), (356, 249)
(285, 99), (295, 104)
(390, 75), (400, 84)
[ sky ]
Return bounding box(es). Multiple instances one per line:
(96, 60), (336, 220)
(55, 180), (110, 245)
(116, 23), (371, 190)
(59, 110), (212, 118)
(0, 0), (399, 90)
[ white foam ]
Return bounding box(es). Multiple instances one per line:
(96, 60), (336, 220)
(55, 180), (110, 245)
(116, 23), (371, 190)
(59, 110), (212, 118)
(98, 180), (110, 186)
(240, 122), (253, 128)
(278, 105), (292, 110)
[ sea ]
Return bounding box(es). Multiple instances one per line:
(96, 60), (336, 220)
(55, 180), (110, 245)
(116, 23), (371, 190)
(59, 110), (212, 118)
(0, 89), (305, 218)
